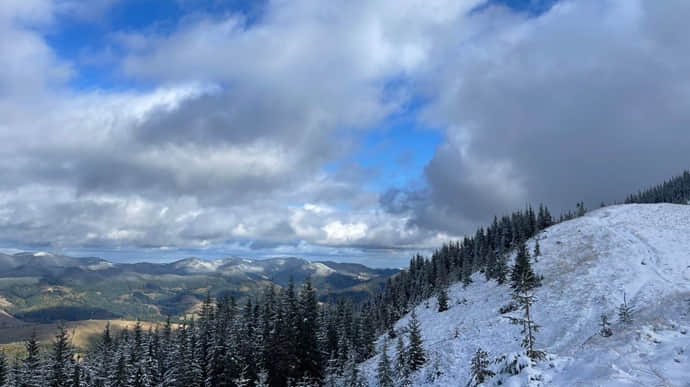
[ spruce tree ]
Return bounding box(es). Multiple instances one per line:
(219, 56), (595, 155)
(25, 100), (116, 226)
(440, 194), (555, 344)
(599, 314), (613, 337)
(437, 286), (449, 312)
(49, 324), (75, 387)
(484, 248), (497, 281)
(495, 252), (508, 285)
(506, 275), (545, 361)
(511, 241), (540, 291)
(0, 351), (7, 387)
(393, 336), (409, 386)
(467, 348), (494, 387)
(71, 361), (83, 387)
(342, 350), (366, 387)
(407, 310), (426, 372)
(533, 239), (541, 260)
(376, 340), (394, 387)
(23, 330), (43, 387)
(618, 293), (634, 325)
(297, 277), (323, 382)
(110, 350), (129, 387)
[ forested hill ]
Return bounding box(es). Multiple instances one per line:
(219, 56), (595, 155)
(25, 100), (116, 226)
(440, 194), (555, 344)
(360, 203), (690, 386)
(625, 170), (690, 204)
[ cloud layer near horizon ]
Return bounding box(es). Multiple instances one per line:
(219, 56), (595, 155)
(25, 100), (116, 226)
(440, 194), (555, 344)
(1, 0), (689, 265)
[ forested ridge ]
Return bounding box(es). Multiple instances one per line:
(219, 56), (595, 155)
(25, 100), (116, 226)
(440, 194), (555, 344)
(625, 170), (690, 204)
(1, 171), (688, 386)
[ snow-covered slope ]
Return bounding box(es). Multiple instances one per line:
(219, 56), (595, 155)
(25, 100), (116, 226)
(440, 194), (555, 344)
(362, 204), (690, 386)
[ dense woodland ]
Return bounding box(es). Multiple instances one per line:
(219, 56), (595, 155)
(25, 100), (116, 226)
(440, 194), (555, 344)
(625, 170), (690, 204)
(3, 171), (688, 386)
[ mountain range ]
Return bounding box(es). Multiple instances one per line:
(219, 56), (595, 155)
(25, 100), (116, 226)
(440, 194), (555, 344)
(0, 253), (398, 324)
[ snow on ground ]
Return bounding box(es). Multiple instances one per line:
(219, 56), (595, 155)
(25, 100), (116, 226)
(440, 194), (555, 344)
(308, 262), (337, 276)
(361, 204), (690, 386)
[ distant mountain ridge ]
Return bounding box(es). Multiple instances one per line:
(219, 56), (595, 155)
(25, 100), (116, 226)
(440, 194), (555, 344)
(0, 252), (398, 323)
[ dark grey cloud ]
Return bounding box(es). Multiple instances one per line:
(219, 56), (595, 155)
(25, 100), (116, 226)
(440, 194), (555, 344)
(391, 0), (690, 235)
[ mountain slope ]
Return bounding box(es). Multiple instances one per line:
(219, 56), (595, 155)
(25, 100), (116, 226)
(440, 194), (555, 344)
(362, 204), (690, 386)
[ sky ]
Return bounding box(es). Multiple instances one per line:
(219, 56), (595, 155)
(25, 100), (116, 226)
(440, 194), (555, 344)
(1, 0), (689, 267)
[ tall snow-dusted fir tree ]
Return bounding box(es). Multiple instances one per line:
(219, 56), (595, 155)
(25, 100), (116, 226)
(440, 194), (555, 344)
(376, 340), (394, 387)
(407, 310), (426, 372)
(23, 330), (44, 387)
(511, 241), (540, 291)
(48, 324), (76, 387)
(506, 274), (545, 361)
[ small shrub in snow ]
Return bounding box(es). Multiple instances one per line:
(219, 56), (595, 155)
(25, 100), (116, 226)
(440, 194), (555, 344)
(499, 301), (519, 314)
(600, 314), (613, 337)
(495, 352), (531, 376)
(466, 348), (494, 386)
(618, 293), (634, 325)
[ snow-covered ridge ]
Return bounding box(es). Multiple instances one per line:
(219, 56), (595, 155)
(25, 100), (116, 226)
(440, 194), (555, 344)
(362, 204), (690, 386)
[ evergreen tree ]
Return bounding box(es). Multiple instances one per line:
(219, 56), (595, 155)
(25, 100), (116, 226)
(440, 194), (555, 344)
(0, 351), (8, 387)
(533, 239), (541, 260)
(467, 348), (494, 387)
(393, 336), (409, 386)
(599, 314), (613, 337)
(49, 324), (75, 387)
(376, 340), (394, 387)
(437, 286), (449, 312)
(71, 361), (83, 387)
(111, 350), (129, 387)
(484, 248), (497, 281)
(406, 310), (426, 372)
(511, 242), (540, 291)
(11, 357), (22, 387)
(296, 277), (323, 382)
(505, 275), (545, 361)
(23, 330), (43, 387)
(342, 350), (366, 387)
(618, 293), (634, 325)
(495, 252), (508, 285)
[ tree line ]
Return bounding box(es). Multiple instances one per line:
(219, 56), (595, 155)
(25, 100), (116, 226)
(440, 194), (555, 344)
(625, 170), (690, 204)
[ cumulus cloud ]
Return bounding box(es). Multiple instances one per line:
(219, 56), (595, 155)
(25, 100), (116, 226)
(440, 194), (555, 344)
(0, 0), (475, 265)
(2, 0), (689, 266)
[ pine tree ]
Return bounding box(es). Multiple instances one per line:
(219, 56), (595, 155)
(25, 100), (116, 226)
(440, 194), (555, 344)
(0, 351), (8, 387)
(484, 248), (497, 281)
(111, 349), (129, 387)
(467, 348), (494, 387)
(23, 330), (44, 387)
(393, 336), (409, 386)
(495, 252), (508, 285)
(297, 277), (323, 382)
(71, 361), (83, 387)
(49, 324), (75, 387)
(533, 239), (541, 260)
(618, 293), (634, 325)
(599, 314), (612, 337)
(437, 287), (449, 312)
(511, 241), (540, 291)
(11, 356), (22, 387)
(376, 340), (394, 387)
(407, 310), (426, 372)
(342, 350), (366, 387)
(505, 275), (545, 361)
